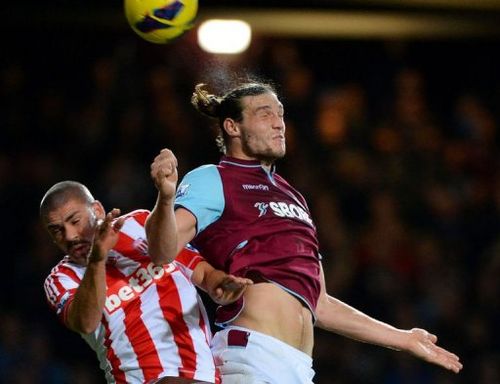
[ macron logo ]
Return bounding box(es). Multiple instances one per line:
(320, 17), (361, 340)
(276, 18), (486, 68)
(242, 184), (269, 191)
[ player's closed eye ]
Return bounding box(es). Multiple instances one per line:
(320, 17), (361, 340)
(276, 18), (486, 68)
(258, 110), (272, 118)
(260, 110), (282, 119)
(50, 227), (63, 240)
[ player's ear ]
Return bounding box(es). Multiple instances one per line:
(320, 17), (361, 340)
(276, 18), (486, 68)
(223, 118), (241, 138)
(91, 201), (106, 221)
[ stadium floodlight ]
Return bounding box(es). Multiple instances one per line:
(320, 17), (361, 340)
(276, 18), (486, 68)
(197, 19), (252, 54)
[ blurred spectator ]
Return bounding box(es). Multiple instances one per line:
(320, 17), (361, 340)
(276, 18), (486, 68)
(1, 24), (498, 384)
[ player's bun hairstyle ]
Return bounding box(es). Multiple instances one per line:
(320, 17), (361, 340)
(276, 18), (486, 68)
(191, 83), (222, 118)
(191, 81), (277, 153)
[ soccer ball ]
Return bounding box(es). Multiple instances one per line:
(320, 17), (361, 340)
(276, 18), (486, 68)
(124, 0), (198, 44)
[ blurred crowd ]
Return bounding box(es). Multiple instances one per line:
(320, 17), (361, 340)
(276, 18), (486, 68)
(0, 27), (499, 383)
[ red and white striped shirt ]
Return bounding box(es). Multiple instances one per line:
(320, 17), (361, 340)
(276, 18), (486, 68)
(44, 210), (218, 384)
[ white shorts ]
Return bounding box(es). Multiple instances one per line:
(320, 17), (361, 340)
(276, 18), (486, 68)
(211, 326), (315, 384)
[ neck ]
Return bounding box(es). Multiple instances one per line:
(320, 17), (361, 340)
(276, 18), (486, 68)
(225, 150), (275, 171)
(260, 160), (273, 172)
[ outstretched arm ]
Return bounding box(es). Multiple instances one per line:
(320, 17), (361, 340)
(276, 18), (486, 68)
(191, 261), (253, 305)
(66, 209), (125, 334)
(315, 263), (462, 373)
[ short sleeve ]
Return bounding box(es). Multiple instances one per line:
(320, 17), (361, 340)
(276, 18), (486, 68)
(175, 244), (205, 271)
(174, 165), (225, 234)
(44, 265), (81, 326)
(123, 209), (150, 226)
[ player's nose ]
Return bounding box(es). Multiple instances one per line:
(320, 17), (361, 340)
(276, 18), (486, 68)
(272, 115), (285, 130)
(64, 225), (79, 242)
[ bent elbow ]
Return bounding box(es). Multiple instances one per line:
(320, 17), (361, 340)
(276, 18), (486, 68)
(151, 258), (173, 267)
(70, 320), (99, 335)
(80, 325), (98, 335)
(149, 248), (175, 266)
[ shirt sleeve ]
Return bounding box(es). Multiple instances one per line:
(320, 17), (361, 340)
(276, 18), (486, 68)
(174, 164), (225, 235)
(44, 266), (81, 326)
(175, 244), (205, 271)
(125, 209), (150, 226)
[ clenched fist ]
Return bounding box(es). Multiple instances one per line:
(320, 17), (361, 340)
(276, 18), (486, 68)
(150, 149), (179, 202)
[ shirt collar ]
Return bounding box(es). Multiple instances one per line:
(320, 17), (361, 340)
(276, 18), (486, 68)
(220, 156), (276, 174)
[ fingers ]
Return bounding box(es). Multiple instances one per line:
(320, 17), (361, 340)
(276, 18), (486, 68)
(209, 275), (253, 305)
(101, 208), (120, 225)
(113, 215), (126, 232)
(221, 280), (253, 292)
(223, 275), (254, 287)
(109, 208), (121, 220)
(151, 149), (178, 181)
(98, 209), (123, 234)
(420, 333), (463, 373)
(435, 353), (463, 373)
(151, 159), (177, 179)
(408, 328), (463, 373)
(159, 148), (178, 167)
(432, 345), (463, 373)
(150, 150), (179, 201)
(91, 209), (123, 259)
(214, 287), (223, 299)
(221, 281), (244, 291)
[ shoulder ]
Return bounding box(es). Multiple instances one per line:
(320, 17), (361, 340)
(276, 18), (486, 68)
(46, 257), (82, 280)
(182, 164), (220, 180)
(177, 164), (223, 199)
(175, 165), (226, 231)
(44, 257), (83, 304)
(118, 209), (150, 226)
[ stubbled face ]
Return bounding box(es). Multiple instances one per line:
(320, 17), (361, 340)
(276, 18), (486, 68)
(44, 199), (100, 264)
(236, 92), (286, 163)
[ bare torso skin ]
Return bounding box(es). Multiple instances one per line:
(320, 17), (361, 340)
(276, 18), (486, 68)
(232, 282), (314, 355)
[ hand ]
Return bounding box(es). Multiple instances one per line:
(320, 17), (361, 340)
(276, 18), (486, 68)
(89, 209), (125, 263)
(206, 269), (253, 306)
(151, 149), (178, 202)
(404, 328), (463, 373)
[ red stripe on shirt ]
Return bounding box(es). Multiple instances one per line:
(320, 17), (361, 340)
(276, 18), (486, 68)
(51, 276), (74, 323)
(156, 274), (197, 379)
(176, 248), (204, 270)
(102, 315), (127, 384)
(56, 263), (81, 284)
(122, 209), (150, 226)
(198, 308), (210, 346)
(114, 228), (146, 263)
(44, 277), (58, 304)
(123, 292), (163, 381)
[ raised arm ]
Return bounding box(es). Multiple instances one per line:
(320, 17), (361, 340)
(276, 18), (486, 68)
(147, 148), (219, 265)
(66, 209), (124, 334)
(146, 149), (183, 265)
(315, 263), (462, 373)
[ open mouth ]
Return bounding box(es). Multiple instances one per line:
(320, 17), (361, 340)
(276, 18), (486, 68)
(70, 242), (91, 256)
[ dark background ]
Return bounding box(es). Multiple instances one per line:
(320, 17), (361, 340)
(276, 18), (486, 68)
(1, 1), (499, 383)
